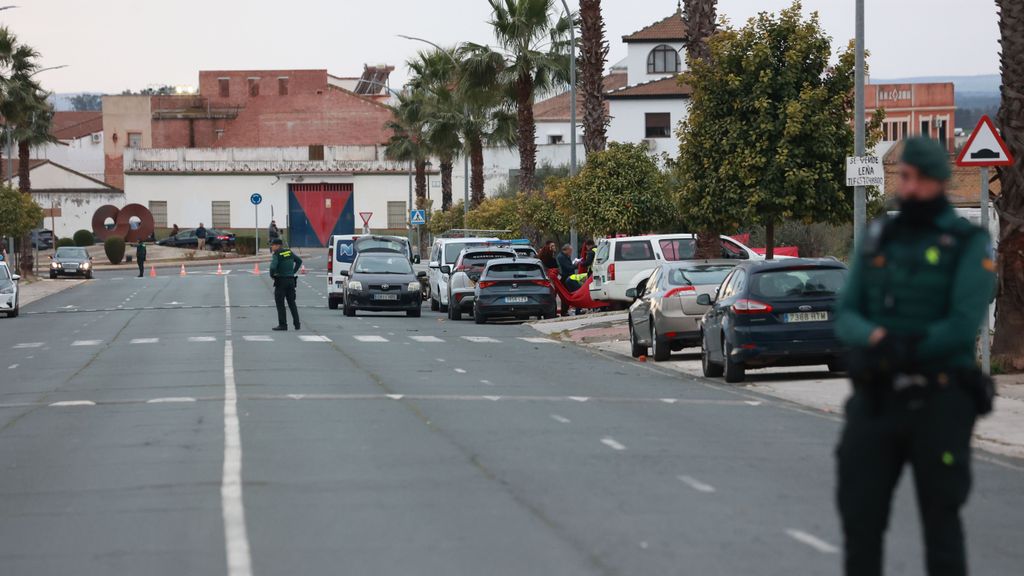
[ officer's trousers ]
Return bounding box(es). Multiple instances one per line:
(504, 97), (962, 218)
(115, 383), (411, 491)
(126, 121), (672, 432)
(836, 381), (976, 576)
(274, 277), (299, 327)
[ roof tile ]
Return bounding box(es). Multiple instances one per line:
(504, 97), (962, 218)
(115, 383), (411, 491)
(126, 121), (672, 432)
(623, 10), (687, 43)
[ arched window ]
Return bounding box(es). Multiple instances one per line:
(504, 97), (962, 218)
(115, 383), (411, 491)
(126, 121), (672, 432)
(647, 45), (680, 74)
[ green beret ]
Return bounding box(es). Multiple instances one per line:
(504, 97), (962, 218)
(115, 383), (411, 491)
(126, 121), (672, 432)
(900, 137), (951, 181)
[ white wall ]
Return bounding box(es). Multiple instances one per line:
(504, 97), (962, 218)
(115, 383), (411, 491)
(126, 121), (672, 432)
(607, 98), (690, 158)
(31, 191), (125, 238)
(625, 42), (685, 86)
(32, 134), (105, 182)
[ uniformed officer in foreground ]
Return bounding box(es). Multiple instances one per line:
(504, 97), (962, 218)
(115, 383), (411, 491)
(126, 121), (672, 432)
(835, 137), (997, 576)
(269, 238), (302, 331)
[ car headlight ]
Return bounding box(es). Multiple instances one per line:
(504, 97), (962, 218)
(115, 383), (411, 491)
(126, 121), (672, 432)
(50, 261), (59, 269)
(81, 262), (91, 269)
(347, 281), (363, 291)
(408, 281), (420, 292)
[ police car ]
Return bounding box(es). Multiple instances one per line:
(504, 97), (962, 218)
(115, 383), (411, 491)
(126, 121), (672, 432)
(327, 235), (416, 310)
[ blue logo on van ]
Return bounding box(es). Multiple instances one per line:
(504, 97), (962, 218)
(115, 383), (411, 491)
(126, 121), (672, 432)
(336, 240), (355, 263)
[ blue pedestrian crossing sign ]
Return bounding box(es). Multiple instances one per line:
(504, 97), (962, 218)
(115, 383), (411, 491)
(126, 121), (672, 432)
(250, 193), (263, 206)
(410, 209), (426, 226)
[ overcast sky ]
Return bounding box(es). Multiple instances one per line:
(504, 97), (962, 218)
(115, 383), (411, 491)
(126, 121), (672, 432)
(7, 0), (1001, 94)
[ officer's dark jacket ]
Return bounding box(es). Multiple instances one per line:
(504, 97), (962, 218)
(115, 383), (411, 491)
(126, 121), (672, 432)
(269, 248), (302, 278)
(836, 204), (996, 369)
(136, 243), (147, 261)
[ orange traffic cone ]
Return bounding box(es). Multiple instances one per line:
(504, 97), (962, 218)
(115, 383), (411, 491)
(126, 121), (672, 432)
(179, 264), (187, 277)
(216, 263), (224, 275)
(300, 264), (308, 275)
(253, 262), (261, 275)
(149, 265), (157, 278)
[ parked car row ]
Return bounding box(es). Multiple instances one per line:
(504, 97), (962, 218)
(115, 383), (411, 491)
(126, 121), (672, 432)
(627, 257), (848, 383)
(157, 228), (236, 251)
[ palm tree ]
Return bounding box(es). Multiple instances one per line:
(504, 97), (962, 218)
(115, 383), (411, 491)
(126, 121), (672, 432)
(579, 0), (609, 154)
(464, 0), (572, 194)
(993, 0), (1024, 369)
(408, 50), (462, 211)
(384, 91), (431, 209)
(682, 0), (720, 259)
(14, 95), (55, 193)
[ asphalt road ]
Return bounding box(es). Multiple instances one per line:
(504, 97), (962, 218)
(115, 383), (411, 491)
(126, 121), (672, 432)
(1, 254), (1022, 575)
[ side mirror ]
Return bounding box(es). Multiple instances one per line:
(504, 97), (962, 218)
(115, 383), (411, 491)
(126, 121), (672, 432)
(625, 288), (637, 299)
(11, 274), (20, 282)
(339, 270), (349, 277)
(413, 255), (421, 264)
(696, 293), (713, 306)
(440, 265), (452, 275)
(416, 271), (427, 278)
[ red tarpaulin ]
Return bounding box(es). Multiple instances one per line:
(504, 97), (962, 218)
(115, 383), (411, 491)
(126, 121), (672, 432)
(546, 269), (612, 310)
(751, 246), (800, 257)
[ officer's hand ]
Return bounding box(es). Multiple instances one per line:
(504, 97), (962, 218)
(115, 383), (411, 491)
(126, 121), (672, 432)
(875, 333), (919, 373)
(868, 327), (887, 347)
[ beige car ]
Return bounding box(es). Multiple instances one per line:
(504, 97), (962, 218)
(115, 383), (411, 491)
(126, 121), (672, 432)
(627, 260), (738, 361)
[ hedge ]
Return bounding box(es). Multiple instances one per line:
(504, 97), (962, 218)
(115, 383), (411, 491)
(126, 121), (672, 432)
(234, 236), (257, 256)
(56, 237), (76, 248)
(104, 236), (126, 264)
(73, 229), (95, 246)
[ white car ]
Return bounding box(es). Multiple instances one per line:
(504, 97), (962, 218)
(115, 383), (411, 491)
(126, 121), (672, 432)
(0, 261), (20, 318)
(442, 247), (518, 320)
(589, 234), (763, 304)
(327, 234), (415, 310)
(427, 237), (499, 312)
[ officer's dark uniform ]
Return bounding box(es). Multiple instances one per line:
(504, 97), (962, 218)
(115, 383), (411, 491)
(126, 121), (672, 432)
(270, 241), (302, 330)
(136, 242), (147, 277)
(835, 138), (996, 576)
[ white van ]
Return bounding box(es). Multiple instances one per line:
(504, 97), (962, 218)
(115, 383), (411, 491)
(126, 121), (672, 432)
(427, 237), (500, 312)
(589, 234), (762, 304)
(327, 234), (416, 309)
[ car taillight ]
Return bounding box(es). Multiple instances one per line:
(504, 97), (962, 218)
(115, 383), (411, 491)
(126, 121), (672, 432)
(664, 286), (696, 298)
(478, 281), (496, 289)
(732, 299), (773, 315)
(455, 263), (468, 272)
(608, 263), (616, 281)
(217, 235), (229, 240)
(327, 249), (333, 273)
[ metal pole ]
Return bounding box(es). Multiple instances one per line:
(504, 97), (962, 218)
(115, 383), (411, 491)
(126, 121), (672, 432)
(408, 160), (415, 249)
(561, 0), (578, 256)
(255, 204), (259, 254)
(463, 120), (470, 239)
(853, 0), (866, 245)
(980, 166), (991, 375)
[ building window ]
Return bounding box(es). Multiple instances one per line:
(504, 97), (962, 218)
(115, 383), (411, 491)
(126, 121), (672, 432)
(214, 129), (225, 141)
(901, 121), (909, 140)
(921, 119), (931, 138)
(645, 113), (672, 138)
(149, 201), (168, 229)
(308, 144), (325, 161)
(248, 77), (260, 97)
(218, 78), (230, 98)
(278, 77), (289, 96)
(127, 132), (143, 149)
(647, 45), (680, 74)
(211, 201), (231, 229)
(387, 201), (406, 229)
(548, 134), (564, 144)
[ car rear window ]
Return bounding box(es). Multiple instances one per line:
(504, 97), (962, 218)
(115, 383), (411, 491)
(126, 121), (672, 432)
(750, 268), (847, 299)
(594, 242), (610, 264)
(614, 240), (654, 261)
(356, 237), (409, 257)
(668, 265), (734, 286)
(512, 247), (537, 258)
(659, 238), (696, 261)
(445, 242), (491, 263)
(486, 263), (545, 279)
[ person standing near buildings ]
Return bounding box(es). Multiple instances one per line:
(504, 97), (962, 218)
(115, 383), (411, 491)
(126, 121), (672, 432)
(269, 238), (302, 331)
(834, 137), (996, 576)
(135, 240), (147, 278)
(196, 223), (207, 251)
(268, 220), (281, 253)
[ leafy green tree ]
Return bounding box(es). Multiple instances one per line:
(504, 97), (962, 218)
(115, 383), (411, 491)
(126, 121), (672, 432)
(677, 2), (859, 258)
(0, 184), (42, 241)
(564, 142), (671, 236)
(70, 93), (102, 111)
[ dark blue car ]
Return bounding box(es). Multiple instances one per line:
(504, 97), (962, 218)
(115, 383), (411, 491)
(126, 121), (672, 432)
(698, 258), (848, 383)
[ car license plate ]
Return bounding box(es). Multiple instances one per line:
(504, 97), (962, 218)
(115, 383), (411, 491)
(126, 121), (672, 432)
(373, 294), (399, 301)
(505, 296), (528, 304)
(784, 311), (828, 323)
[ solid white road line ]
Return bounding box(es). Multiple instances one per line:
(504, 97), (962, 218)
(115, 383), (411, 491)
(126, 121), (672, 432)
(222, 276), (253, 576)
(785, 529), (840, 555)
(189, 336), (218, 343)
(354, 335), (388, 342)
(72, 340), (103, 347)
(243, 335), (273, 342)
(130, 338), (159, 345)
(410, 335), (444, 343)
(745, 400), (763, 406)
(601, 437), (626, 451)
(49, 400), (95, 407)
(147, 397), (197, 404)
(569, 396), (590, 402)
(462, 336), (501, 343)
(678, 475), (717, 493)
(386, 394), (404, 400)
(13, 342), (44, 349)
(550, 414), (571, 424)
(298, 335), (332, 343)
(519, 337), (555, 344)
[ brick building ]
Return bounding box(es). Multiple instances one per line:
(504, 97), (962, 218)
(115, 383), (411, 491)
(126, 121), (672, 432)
(866, 82), (956, 153)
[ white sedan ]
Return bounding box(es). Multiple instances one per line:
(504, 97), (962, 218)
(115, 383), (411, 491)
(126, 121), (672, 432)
(0, 261), (20, 318)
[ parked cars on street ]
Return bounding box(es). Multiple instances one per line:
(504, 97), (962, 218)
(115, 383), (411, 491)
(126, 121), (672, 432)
(473, 258), (556, 323)
(49, 246), (94, 279)
(698, 258), (848, 383)
(30, 228), (54, 250)
(341, 249), (425, 317)
(158, 228), (236, 251)
(427, 237), (500, 312)
(443, 247), (519, 321)
(328, 234), (416, 309)
(627, 260), (738, 361)
(0, 261), (19, 317)
(590, 234), (763, 305)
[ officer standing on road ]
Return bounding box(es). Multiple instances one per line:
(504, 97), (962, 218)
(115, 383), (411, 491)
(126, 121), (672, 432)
(834, 137), (997, 576)
(135, 240), (147, 278)
(269, 238), (302, 331)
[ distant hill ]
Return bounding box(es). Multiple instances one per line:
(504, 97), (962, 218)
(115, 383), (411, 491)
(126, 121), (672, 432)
(872, 74), (1001, 130)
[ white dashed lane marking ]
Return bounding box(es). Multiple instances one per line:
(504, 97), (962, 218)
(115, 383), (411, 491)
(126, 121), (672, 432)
(550, 414), (571, 424)
(130, 338), (159, 345)
(462, 336), (501, 343)
(189, 336), (218, 343)
(454, 368), (467, 374)
(785, 529), (840, 554)
(8, 364), (18, 370)
(354, 335), (388, 343)
(49, 400), (96, 407)
(72, 340), (103, 347)
(519, 337), (556, 344)
(678, 475), (716, 493)
(410, 335), (444, 343)
(243, 335), (274, 342)
(147, 397), (197, 404)
(299, 335), (332, 343)
(13, 343), (44, 349)
(601, 437), (626, 451)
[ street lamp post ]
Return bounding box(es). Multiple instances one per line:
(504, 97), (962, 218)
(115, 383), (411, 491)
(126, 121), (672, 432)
(853, 0), (866, 244)
(560, 0), (578, 255)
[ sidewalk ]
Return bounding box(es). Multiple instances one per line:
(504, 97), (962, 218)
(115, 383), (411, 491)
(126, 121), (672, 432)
(531, 313), (1024, 461)
(17, 277), (86, 307)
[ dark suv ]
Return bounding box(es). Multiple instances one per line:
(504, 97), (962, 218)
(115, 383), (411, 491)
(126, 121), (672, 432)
(698, 258), (848, 383)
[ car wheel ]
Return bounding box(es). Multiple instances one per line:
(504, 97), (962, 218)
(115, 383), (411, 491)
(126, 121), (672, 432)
(543, 306), (557, 320)
(651, 321), (671, 362)
(328, 297), (339, 310)
(49, 273), (56, 280)
(449, 298), (461, 321)
(723, 340), (746, 384)
(430, 297), (439, 312)
(343, 301), (356, 317)
(407, 308), (422, 318)
(701, 332), (724, 377)
(86, 272), (93, 280)
(473, 304), (487, 325)
(628, 319), (646, 358)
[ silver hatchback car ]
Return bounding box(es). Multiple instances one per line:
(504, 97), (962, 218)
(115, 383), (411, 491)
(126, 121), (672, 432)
(627, 260), (737, 361)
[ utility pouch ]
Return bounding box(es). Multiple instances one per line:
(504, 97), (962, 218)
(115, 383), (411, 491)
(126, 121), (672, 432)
(957, 368), (996, 416)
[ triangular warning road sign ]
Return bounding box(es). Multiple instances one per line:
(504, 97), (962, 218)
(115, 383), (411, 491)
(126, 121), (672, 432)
(956, 115), (1015, 167)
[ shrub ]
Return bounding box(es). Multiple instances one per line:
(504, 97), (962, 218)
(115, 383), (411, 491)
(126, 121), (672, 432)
(72, 229), (94, 246)
(234, 236), (257, 256)
(104, 236), (126, 264)
(56, 237), (76, 248)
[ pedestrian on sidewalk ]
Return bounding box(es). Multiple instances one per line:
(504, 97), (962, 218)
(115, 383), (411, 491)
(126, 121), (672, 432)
(269, 238), (302, 331)
(556, 244), (580, 317)
(135, 240), (147, 278)
(171, 224), (179, 237)
(196, 223), (207, 251)
(834, 137), (996, 576)
(268, 220), (281, 253)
